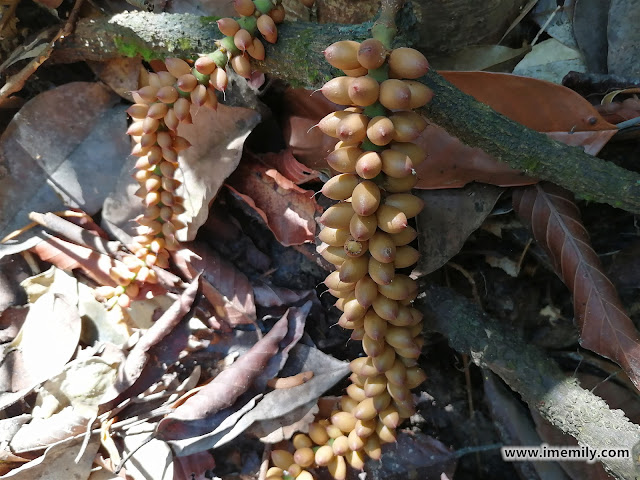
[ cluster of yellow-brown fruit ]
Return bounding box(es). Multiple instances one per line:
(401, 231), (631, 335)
(268, 40), (431, 479)
(114, 0), (286, 308)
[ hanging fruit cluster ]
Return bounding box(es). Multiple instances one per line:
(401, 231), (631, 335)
(268, 39), (432, 479)
(117, 0), (286, 308)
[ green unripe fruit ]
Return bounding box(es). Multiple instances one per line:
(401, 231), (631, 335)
(238, 15), (258, 35)
(208, 49), (227, 68)
(219, 36), (240, 55)
(254, 0), (274, 14)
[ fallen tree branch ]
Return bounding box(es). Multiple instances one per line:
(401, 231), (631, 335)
(52, 12), (640, 213)
(418, 285), (640, 480)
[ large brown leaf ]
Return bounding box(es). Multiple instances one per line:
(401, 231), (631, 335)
(513, 183), (640, 391)
(156, 304), (309, 441)
(226, 156), (320, 246)
(172, 243), (256, 327)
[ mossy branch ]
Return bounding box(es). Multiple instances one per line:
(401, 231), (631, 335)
(419, 286), (640, 480)
(54, 12), (640, 213)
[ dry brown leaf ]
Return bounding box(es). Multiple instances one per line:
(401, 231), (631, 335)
(0, 83), (129, 257)
(226, 157), (320, 246)
(172, 243), (256, 326)
(258, 149), (321, 185)
(2, 293), (81, 392)
(157, 303), (309, 441)
(416, 184), (505, 275)
(513, 183), (640, 391)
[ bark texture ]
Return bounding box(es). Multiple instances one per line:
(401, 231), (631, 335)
(53, 12), (640, 214)
(419, 286), (640, 480)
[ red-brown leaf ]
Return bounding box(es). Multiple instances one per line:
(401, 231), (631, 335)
(513, 183), (640, 390)
(259, 149), (321, 185)
(226, 159), (320, 246)
(156, 304), (309, 440)
(29, 235), (117, 287)
(172, 243), (256, 326)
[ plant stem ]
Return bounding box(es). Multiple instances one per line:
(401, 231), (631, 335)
(52, 12), (640, 214)
(419, 285), (640, 480)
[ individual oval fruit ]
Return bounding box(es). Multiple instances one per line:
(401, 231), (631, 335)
(322, 173), (359, 200)
(369, 231), (396, 263)
(322, 76), (355, 105)
(217, 18), (240, 37)
(368, 257), (395, 285)
(348, 76), (380, 107)
(355, 275), (378, 307)
(324, 40), (361, 70)
(384, 193), (424, 218)
(382, 172), (419, 192)
(366, 116), (395, 146)
(357, 38), (387, 70)
(257, 14), (278, 43)
(355, 151), (382, 179)
(336, 114), (369, 143)
(388, 47), (429, 79)
(390, 141), (426, 168)
(351, 180), (381, 216)
(319, 202), (354, 229)
(318, 226), (351, 246)
(389, 111), (428, 142)
(379, 79), (411, 110)
(339, 255), (369, 283)
(394, 245), (420, 268)
(326, 145), (361, 173)
(381, 149), (413, 178)
(376, 204), (408, 234)
(349, 213), (378, 241)
(405, 80), (434, 108)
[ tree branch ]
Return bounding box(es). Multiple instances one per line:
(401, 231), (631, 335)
(418, 286), (640, 480)
(53, 12), (640, 213)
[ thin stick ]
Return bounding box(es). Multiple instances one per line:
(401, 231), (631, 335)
(0, 0), (85, 102)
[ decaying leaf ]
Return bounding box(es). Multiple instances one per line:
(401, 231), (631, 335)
(513, 38), (586, 84)
(2, 292), (81, 392)
(122, 426), (173, 480)
(29, 235), (118, 288)
(0, 83), (129, 257)
(102, 277), (200, 408)
(415, 184), (505, 275)
(259, 149), (321, 185)
(0, 434), (99, 479)
(440, 71), (616, 135)
(513, 183), (640, 391)
(157, 303), (310, 441)
(364, 432), (457, 480)
(9, 406), (93, 453)
(172, 244), (256, 326)
(226, 158), (320, 246)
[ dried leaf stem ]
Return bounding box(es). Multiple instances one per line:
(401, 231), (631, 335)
(52, 12), (640, 213)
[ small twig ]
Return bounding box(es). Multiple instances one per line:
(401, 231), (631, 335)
(0, 0), (85, 102)
(258, 443), (272, 480)
(531, 5), (560, 46)
(74, 412), (98, 464)
(28, 211), (121, 256)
